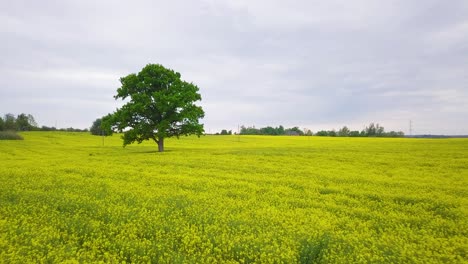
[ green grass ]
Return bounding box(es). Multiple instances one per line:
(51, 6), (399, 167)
(0, 132), (467, 263)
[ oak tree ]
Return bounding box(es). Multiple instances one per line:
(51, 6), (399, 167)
(105, 64), (205, 152)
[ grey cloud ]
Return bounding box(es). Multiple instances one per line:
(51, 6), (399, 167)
(0, 0), (467, 134)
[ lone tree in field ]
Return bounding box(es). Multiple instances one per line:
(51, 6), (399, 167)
(105, 64), (205, 152)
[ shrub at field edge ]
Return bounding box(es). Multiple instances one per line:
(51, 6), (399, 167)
(0, 131), (24, 140)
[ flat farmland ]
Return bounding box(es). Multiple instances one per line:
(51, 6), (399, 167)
(0, 132), (467, 263)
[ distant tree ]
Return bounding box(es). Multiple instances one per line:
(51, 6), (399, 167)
(240, 125), (310, 136)
(40, 126), (57, 131)
(90, 117), (111, 136)
(385, 131), (405, 137)
(315, 130), (328, 136)
(285, 126), (304, 136)
(0, 117), (4, 131)
(240, 126), (260, 135)
(62, 127), (88, 132)
(338, 126), (350, 137)
(228, 130), (232, 135)
(240, 125), (247, 134)
(3, 114), (16, 131)
(312, 124), (402, 138)
(239, 125), (288, 135)
(376, 124), (385, 137)
(16, 114), (29, 131)
(365, 123), (376, 136)
(277, 125), (285, 135)
(28, 114), (37, 128)
(364, 123), (386, 137)
(104, 64), (205, 152)
(220, 129), (229, 135)
(328, 130), (337, 137)
(304, 128), (313, 136)
(348, 130), (361, 137)
(260, 126), (276, 135)
(90, 118), (101, 135)
(16, 113), (37, 131)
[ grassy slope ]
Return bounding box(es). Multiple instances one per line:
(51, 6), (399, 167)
(0, 132), (467, 263)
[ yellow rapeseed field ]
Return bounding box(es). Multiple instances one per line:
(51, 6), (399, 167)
(0, 132), (467, 263)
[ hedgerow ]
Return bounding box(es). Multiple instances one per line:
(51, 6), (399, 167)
(0, 131), (23, 140)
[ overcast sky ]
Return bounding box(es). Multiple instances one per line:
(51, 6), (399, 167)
(1, 0), (467, 134)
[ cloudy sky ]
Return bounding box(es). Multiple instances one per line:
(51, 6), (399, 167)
(1, 0), (467, 134)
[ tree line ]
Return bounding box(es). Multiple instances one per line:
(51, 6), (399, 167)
(0, 113), (37, 131)
(315, 123), (404, 137)
(238, 125), (308, 136)
(2, 112), (404, 139)
(0, 113), (88, 132)
(218, 123), (404, 137)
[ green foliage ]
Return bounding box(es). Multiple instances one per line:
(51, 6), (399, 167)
(328, 129), (337, 137)
(219, 129), (232, 135)
(315, 130), (329, 136)
(285, 126), (304, 136)
(106, 64), (204, 152)
(240, 125), (260, 135)
(347, 130), (360, 137)
(90, 117), (112, 136)
(317, 123), (404, 137)
(315, 130), (338, 137)
(15, 113), (37, 131)
(0, 132), (466, 262)
(0, 113), (38, 131)
(260, 126), (280, 135)
(3, 113), (17, 131)
(0, 131), (23, 140)
(18, 114), (32, 131)
(386, 131), (405, 137)
(365, 123), (385, 137)
(240, 125), (296, 135)
(62, 127), (88, 132)
(338, 126), (350, 137)
(39, 126), (57, 131)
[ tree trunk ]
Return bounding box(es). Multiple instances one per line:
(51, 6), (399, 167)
(157, 137), (164, 152)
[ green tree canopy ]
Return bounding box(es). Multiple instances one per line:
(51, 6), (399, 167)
(90, 117), (112, 136)
(285, 126), (304, 136)
(16, 113), (37, 131)
(338, 126), (350, 137)
(105, 64), (205, 152)
(3, 114), (17, 131)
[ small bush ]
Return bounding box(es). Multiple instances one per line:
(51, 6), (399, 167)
(0, 131), (24, 140)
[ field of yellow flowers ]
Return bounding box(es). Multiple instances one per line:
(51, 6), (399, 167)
(0, 132), (467, 263)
